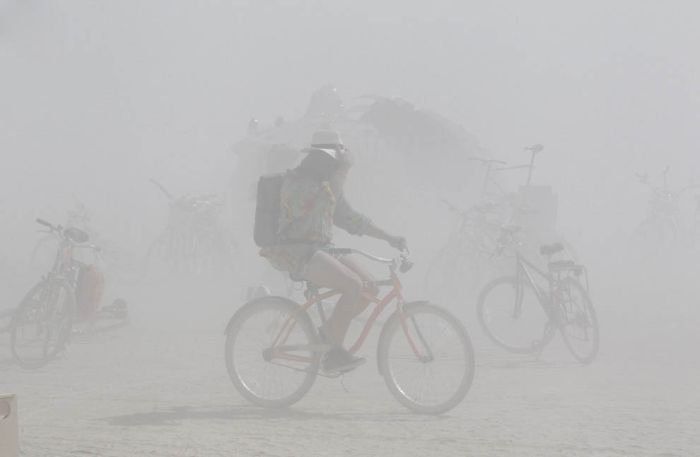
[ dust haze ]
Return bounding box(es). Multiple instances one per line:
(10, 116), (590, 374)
(1, 1), (698, 456)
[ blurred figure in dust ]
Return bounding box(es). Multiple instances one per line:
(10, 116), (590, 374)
(261, 130), (406, 373)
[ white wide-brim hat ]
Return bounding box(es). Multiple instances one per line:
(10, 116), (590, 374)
(305, 130), (346, 160)
(310, 130), (344, 148)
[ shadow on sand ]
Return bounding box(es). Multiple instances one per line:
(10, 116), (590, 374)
(102, 404), (447, 427)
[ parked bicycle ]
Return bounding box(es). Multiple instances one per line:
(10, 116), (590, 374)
(225, 248), (475, 414)
(9, 219), (128, 369)
(424, 146), (550, 299)
(476, 228), (599, 364)
(145, 179), (235, 280)
(11, 220), (90, 368)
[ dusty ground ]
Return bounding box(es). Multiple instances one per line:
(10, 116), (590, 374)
(1, 273), (698, 457)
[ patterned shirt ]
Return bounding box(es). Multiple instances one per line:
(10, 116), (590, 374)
(260, 169), (371, 276)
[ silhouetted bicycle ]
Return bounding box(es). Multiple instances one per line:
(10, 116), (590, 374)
(145, 179), (235, 280)
(477, 230), (599, 364)
(10, 219), (93, 368)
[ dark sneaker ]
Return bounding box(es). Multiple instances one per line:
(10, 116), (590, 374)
(322, 347), (365, 374)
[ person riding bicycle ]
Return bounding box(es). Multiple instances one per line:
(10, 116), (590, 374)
(260, 130), (407, 373)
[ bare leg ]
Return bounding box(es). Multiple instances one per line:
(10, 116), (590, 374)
(303, 251), (374, 347)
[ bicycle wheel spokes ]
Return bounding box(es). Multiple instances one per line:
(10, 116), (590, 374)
(381, 304), (474, 414)
(226, 299), (319, 408)
(11, 282), (73, 368)
(558, 280), (599, 364)
(13, 301), (48, 349)
(477, 277), (550, 353)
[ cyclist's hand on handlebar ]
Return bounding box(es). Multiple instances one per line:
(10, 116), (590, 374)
(386, 235), (407, 251)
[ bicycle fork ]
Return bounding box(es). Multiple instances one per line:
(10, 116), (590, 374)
(397, 304), (435, 363)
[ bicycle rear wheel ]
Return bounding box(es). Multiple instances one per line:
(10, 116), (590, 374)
(378, 302), (475, 415)
(557, 279), (599, 364)
(477, 276), (552, 354)
(224, 297), (320, 408)
(10, 280), (75, 369)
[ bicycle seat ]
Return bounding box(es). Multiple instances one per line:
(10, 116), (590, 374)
(540, 243), (564, 256)
(325, 247), (354, 257)
(525, 144), (544, 154)
(548, 260), (583, 275)
(64, 227), (89, 244)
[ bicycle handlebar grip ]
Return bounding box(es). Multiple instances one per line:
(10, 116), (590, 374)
(35, 218), (53, 228)
(525, 144), (544, 153)
(327, 247), (354, 256)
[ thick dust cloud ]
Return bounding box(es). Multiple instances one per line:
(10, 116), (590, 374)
(1, 1), (699, 456)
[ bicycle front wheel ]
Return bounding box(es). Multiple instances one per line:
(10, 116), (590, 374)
(378, 302), (475, 415)
(225, 297), (320, 408)
(477, 276), (552, 354)
(557, 279), (599, 364)
(10, 280), (75, 369)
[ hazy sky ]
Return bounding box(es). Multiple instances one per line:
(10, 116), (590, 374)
(2, 0), (699, 242)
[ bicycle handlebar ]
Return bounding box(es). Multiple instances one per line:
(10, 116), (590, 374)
(440, 199), (466, 215)
(149, 178), (176, 201)
(35, 218), (90, 244)
(36, 218), (55, 230)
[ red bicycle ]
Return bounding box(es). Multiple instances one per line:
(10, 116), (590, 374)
(224, 248), (475, 414)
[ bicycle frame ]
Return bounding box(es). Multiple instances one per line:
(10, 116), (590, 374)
(468, 156), (507, 198)
(35, 222), (99, 303)
(495, 145), (543, 187)
(513, 248), (590, 324)
(512, 251), (553, 319)
(268, 259), (413, 365)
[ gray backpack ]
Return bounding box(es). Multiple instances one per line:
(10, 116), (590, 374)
(253, 172), (287, 247)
